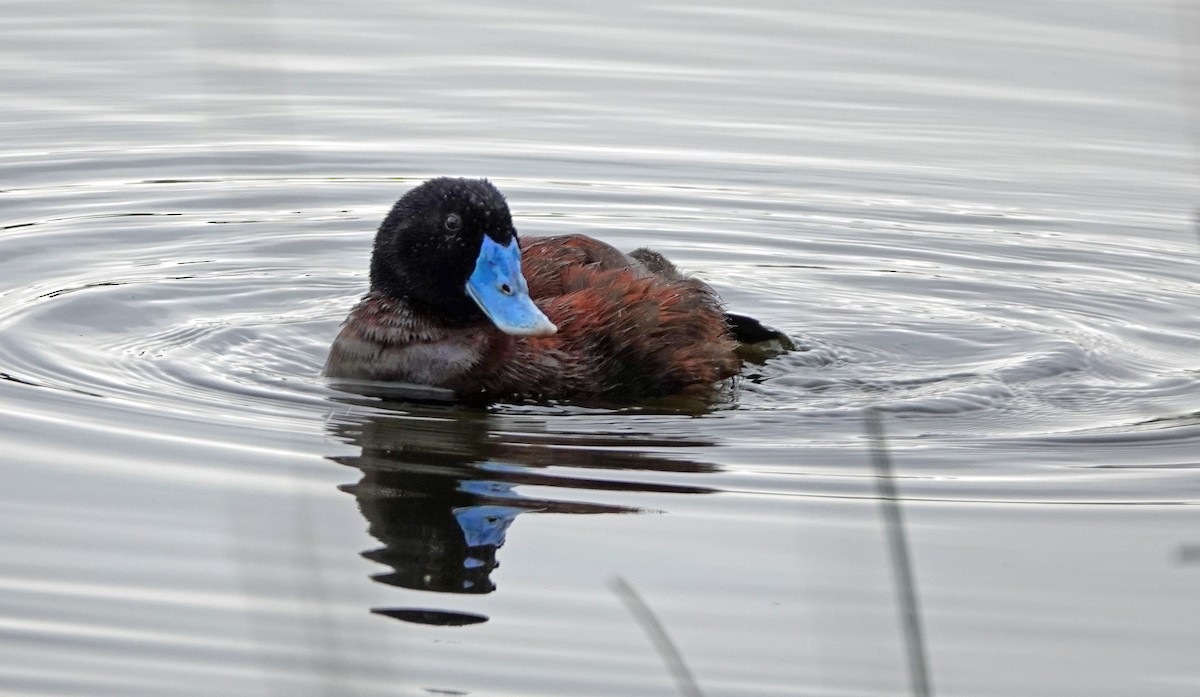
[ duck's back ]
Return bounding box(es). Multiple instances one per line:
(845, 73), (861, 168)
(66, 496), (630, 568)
(472, 234), (739, 401)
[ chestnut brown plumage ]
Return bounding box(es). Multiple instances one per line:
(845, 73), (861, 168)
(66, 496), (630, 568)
(325, 178), (742, 403)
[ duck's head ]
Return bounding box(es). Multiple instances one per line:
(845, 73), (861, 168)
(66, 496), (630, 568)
(369, 177), (557, 337)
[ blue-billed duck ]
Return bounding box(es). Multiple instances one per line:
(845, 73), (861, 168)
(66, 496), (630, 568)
(325, 177), (753, 403)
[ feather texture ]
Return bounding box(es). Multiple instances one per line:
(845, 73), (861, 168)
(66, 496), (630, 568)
(327, 234), (739, 402)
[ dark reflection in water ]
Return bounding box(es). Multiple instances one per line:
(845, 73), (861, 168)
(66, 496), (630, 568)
(326, 396), (717, 625)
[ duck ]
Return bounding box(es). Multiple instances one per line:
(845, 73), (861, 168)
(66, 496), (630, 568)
(325, 177), (775, 403)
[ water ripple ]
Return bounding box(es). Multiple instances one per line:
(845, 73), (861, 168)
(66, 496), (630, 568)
(0, 162), (1196, 511)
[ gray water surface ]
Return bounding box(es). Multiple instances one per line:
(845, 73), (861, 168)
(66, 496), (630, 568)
(2, 1), (1198, 696)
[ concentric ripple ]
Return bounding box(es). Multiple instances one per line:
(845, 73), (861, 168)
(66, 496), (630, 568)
(2, 159), (1196, 504)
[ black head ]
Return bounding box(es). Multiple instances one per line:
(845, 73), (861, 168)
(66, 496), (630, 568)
(370, 178), (517, 323)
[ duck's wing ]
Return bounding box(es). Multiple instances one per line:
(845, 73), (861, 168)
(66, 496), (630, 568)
(520, 234), (648, 299)
(506, 260), (740, 400)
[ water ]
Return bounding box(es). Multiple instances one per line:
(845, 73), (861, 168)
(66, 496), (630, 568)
(2, 1), (1198, 695)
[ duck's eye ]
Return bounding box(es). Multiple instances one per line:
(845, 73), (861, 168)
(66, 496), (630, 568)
(445, 213), (462, 231)
(499, 283), (513, 296)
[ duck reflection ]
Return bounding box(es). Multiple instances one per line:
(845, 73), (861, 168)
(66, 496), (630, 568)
(326, 391), (717, 626)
